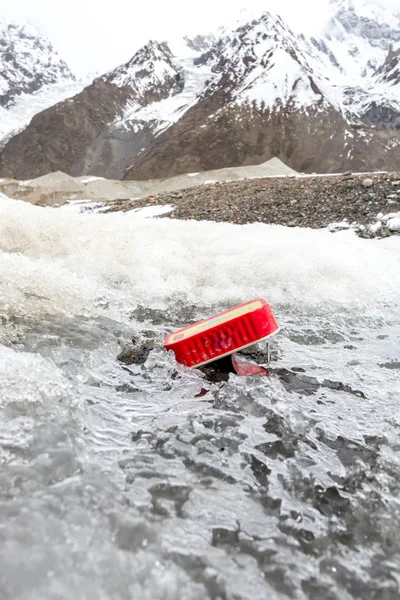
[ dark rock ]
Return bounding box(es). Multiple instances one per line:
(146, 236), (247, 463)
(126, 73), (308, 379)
(117, 336), (157, 365)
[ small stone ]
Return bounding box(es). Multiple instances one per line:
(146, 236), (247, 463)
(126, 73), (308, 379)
(362, 178), (374, 188)
(365, 192), (376, 201)
(391, 180), (400, 186)
(387, 194), (398, 200)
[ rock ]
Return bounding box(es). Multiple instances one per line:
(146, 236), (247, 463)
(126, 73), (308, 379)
(362, 178), (374, 188)
(392, 180), (400, 186)
(387, 194), (398, 200)
(366, 192), (376, 201)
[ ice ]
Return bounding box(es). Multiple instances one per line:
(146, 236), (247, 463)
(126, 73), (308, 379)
(0, 196), (399, 326)
(0, 345), (73, 419)
(0, 193), (400, 598)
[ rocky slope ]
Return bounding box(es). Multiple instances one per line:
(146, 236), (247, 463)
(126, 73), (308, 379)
(0, 16), (73, 108)
(106, 172), (400, 238)
(1, 0), (400, 180)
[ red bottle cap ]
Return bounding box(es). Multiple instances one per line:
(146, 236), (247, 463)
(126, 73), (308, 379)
(164, 298), (279, 368)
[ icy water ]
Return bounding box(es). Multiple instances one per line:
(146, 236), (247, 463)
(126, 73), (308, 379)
(0, 196), (400, 600)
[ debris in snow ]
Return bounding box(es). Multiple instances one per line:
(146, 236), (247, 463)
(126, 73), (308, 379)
(367, 211), (400, 236)
(328, 221), (351, 232)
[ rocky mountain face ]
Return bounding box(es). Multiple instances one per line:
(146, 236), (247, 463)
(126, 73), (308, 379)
(0, 16), (73, 108)
(183, 34), (216, 53)
(1, 0), (400, 180)
(376, 47), (400, 87)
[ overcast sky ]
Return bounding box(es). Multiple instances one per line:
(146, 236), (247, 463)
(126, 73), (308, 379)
(1, 0), (399, 76)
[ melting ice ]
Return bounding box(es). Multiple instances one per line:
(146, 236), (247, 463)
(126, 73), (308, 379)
(0, 195), (399, 600)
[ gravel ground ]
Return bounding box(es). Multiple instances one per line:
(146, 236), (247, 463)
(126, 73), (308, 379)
(104, 172), (400, 236)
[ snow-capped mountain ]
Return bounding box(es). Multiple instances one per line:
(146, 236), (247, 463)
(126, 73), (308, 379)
(1, 0), (400, 181)
(0, 16), (74, 108)
(0, 36), (214, 180)
(125, 1), (400, 179)
(105, 41), (183, 104)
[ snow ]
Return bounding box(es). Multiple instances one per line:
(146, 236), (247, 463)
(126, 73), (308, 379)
(195, 3), (400, 125)
(77, 176), (104, 184)
(0, 195), (399, 324)
(380, 211), (400, 232)
(109, 41), (178, 99)
(130, 205), (174, 218)
(367, 211), (400, 234)
(237, 48), (320, 110)
(113, 58), (212, 136)
(387, 217), (400, 232)
(0, 15), (74, 109)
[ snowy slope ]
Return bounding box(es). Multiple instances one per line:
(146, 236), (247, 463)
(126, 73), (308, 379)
(191, 3), (400, 123)
(375, 46), (400, 88)
(104, 38), (214, 169)
(105, 41), (183, 106)
(323, 0), (400, 79)
(0, 16), (74, 108)
(110, 35), (215, 135)
(198, 13), (345, 112)
(113, 57), (212, 137)
(317, 0), (400, 121)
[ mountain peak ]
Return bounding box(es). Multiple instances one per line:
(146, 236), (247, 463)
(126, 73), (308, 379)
(105, 40), (182, 105)
(0, 15), (74, 108)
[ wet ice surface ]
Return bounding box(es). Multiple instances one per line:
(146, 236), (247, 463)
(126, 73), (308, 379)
(1, 308), (400, 600)
(1, 198), (400, 599)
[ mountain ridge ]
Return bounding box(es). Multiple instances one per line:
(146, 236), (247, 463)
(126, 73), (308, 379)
(0, 16), (74, 108)
(0, 1), (400, 180)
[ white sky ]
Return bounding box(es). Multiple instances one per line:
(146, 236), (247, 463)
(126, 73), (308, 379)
(1, 0), (399, 76)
